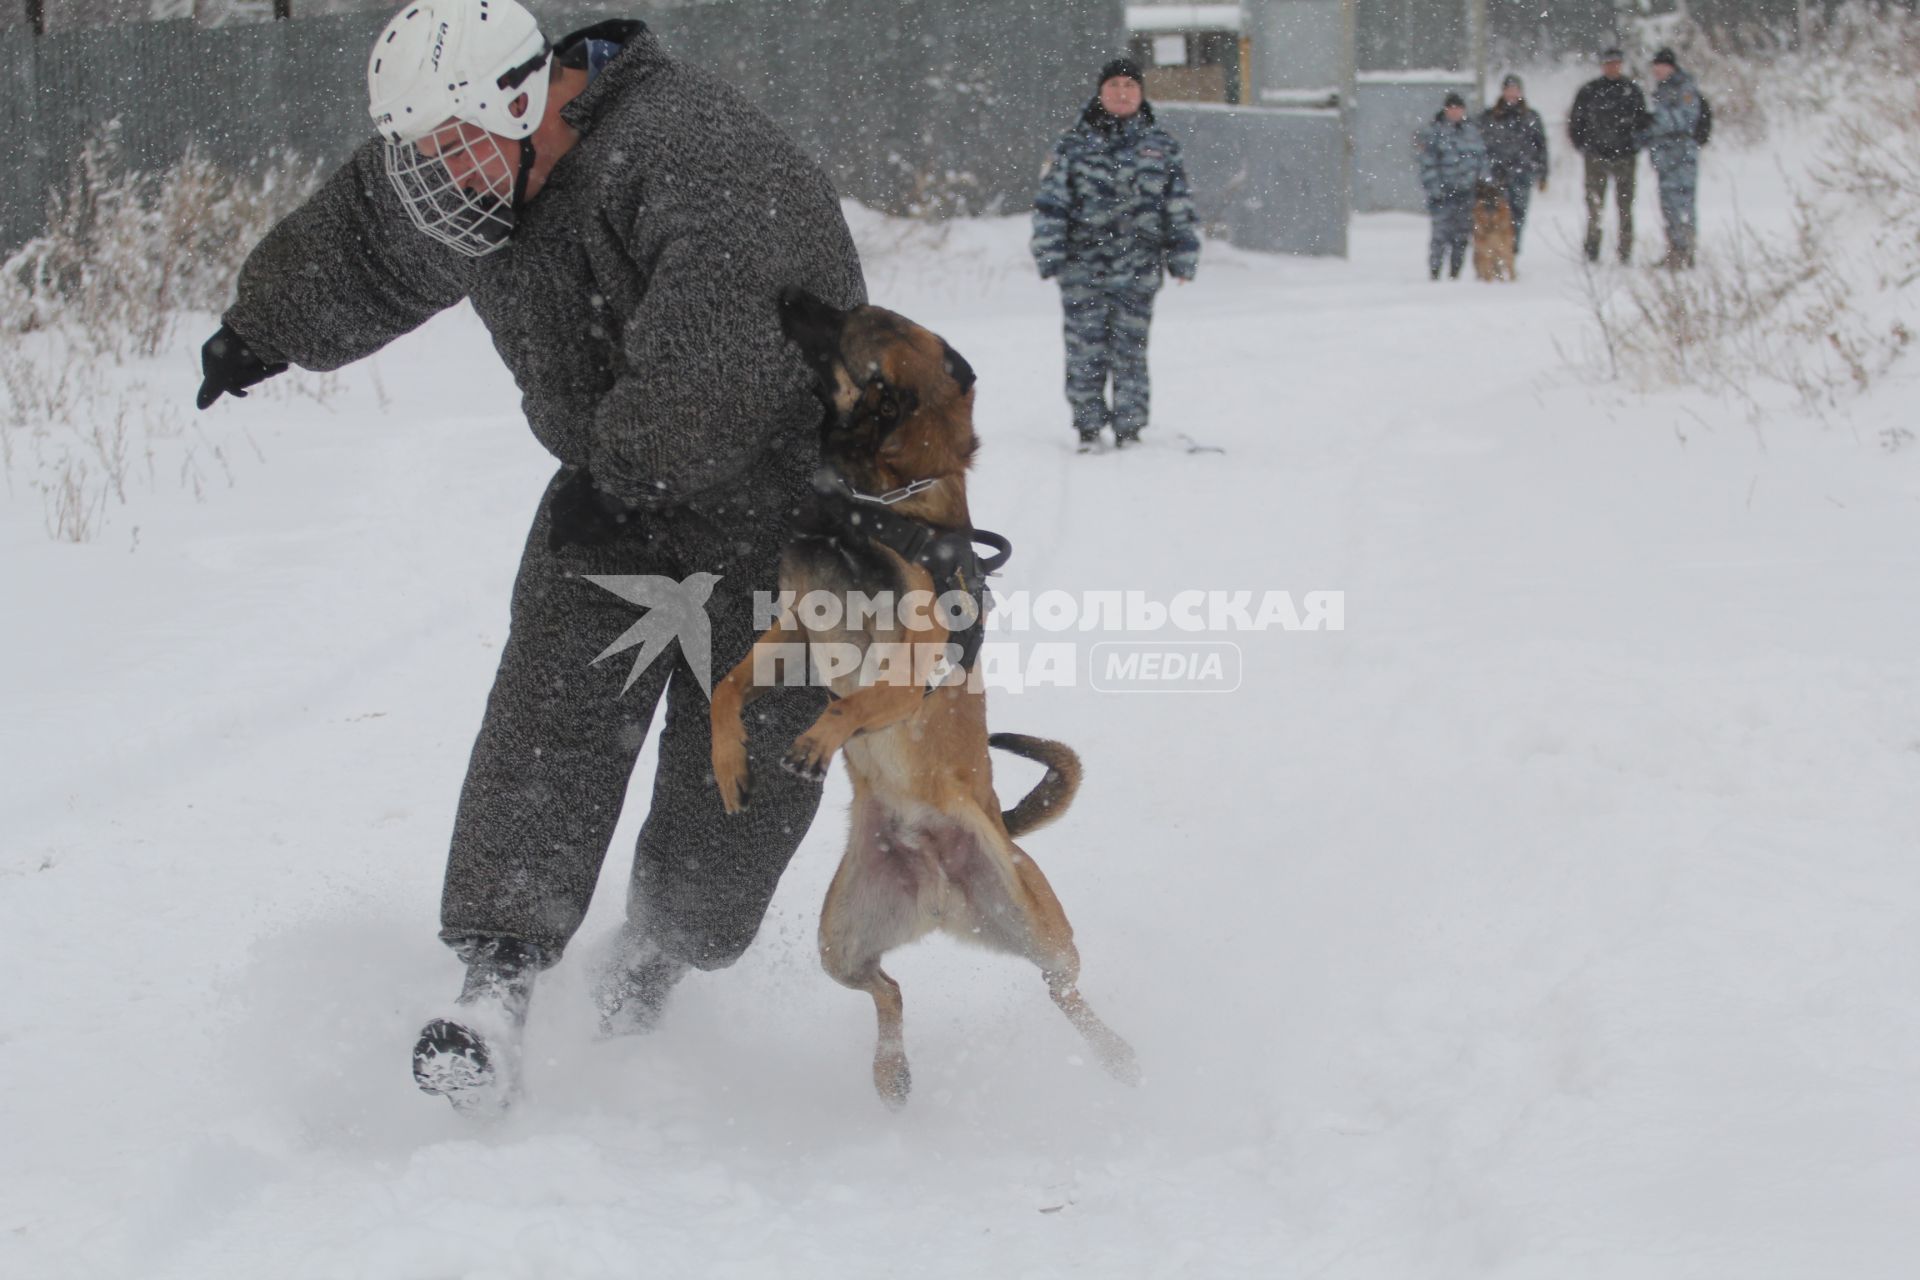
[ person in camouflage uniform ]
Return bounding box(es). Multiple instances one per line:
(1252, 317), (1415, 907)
(1478, 74), (1549, 255)
(192, 0), (864, 1112)
(1417, 92), (1490, 281)
(1640, 48), (1704, 269)
(1031, 58), (1200, 452)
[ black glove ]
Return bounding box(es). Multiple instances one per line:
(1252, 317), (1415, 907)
(547, 467), (642, 552)
(195, 324), (288, 410)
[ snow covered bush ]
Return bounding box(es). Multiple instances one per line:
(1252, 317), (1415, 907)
(1579, 192), (1913, 413)
(0, 124), (322, 541)
(1, 123), (320, 360)
(1812, 80), (1920, 262)
(1621, 3), (1920, 150)
(1575, 5), (1920, 420)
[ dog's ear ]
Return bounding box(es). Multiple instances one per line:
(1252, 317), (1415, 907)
(939, 340), (976, 397)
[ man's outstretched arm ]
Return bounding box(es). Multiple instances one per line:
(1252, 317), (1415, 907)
(206, 139), (471, 405)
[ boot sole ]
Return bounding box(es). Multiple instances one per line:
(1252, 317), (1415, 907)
(412, 1018), (510, 1115)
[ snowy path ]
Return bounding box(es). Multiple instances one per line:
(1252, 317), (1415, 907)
(4, 143), (1918, 1279)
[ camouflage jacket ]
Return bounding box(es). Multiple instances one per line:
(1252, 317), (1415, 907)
(224, 21), (865, 535)
(1641, 70), (1703, 172)
(1417, 115), (1490, 202)
(1030, 103), (1201, 291)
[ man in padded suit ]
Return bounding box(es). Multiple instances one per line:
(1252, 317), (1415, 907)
(194, 0), (865, 1113)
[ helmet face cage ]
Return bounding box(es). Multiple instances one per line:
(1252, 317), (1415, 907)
(384, 124), (520, 257)
(366, 0), (551, 255)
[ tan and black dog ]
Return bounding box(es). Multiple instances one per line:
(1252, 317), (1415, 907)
(708, 289), (1137, 1106)
(1473, 181), (1519, 282)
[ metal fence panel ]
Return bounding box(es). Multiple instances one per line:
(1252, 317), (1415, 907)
(0, 4), (1351, 260)
(1356, 0), (1465, 72)
(1352, 74), (1473, 212)
(1247, 0), (1348, 97)
(1, 13), (396, 254)
(644, 0), (1128, 217)
(0, 32), (42, 257)
(1157, 102), (1347, 257)
(1, 1), (1125, 233)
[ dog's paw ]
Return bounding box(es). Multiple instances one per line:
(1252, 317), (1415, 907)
(780, 734), (833, 782)
(712, 735), (751, 814)
(874, 1051), (911, 1110)
(1094, 1032), (1142, 1088)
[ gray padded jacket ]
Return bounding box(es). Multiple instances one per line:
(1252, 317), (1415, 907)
(225, 21), (866, 535)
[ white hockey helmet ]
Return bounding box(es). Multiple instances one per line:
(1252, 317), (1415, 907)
(368, 0), (552, 256)
(367, 0), (551, 145)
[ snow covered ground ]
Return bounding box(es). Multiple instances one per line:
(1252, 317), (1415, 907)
(5, 126), (1918, 1280)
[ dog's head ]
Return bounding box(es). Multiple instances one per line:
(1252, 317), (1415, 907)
(778, 288), (978, 488)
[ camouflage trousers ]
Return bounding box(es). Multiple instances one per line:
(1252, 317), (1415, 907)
(1500, 177), (1534, 254)
(1061, 283), (1156, 438)
(1655, 160), (1698, 266)
(1427, 192), (1473, 277)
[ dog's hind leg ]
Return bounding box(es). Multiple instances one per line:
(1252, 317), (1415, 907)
(932, 816), (1140, 1085)
(819, 793), (940, 1107)
(829, 960), (910, 1106)
(1017, 855), (1141, 1087)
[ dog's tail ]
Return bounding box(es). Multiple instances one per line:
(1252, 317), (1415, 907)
(989, 733), (1082, 836)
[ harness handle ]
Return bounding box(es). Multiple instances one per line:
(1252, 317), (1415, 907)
(972, 530), (1012, 575)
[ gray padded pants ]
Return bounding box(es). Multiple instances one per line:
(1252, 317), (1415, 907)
(439, 468), (826, 970)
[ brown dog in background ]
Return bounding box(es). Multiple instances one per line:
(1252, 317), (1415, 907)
(708, 289), (1138, 1107)
(1473, 181), (1518, 282)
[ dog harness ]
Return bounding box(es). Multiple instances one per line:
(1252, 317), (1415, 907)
(802, 467), (1011, 681)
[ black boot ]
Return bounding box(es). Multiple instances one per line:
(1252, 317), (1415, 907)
(412, 936), (546, 1115)
(591, 927), (688, 1037)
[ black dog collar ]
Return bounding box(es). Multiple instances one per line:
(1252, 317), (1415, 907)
(805, 468), (1011, 675)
